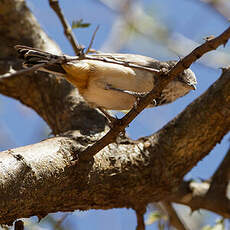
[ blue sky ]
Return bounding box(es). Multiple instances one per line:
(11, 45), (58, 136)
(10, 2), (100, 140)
(1, 0), (229, 229)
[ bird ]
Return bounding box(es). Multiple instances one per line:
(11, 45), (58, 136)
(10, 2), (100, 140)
(15, 45), (197, 120)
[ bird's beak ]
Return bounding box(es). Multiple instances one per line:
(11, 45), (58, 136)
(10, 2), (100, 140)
(190, 84), (196, 90)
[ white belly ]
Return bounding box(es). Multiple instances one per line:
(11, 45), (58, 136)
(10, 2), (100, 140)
(84, 86), (136, 110)
(82, 65), (154, 110)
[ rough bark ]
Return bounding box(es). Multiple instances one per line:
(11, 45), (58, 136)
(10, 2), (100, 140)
(0, 68), (230, 224)
(0, 0), (106, 135)
(0, 0), (230, 225)
(0, 0), (60, 71)
(167, 148), (230, 218)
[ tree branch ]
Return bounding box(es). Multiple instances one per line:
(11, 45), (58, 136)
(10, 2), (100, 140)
(173, 146), (230, 218)
(85, 25), (100, 54)
(1, 67), (230, 224)
(14, 220), (24, 230)
(48, 0), (83, 55)
(165, 128), (230, 219)
(167, 179), (230, 218)
(0, 1), (107, 135)
(100, 0), (230, 69)
(161, 202), (190, 230)
(79, 54), (161, 74)
(79, 25), (230, 161)
(207, 147), (230, 196)
(135, 208), (146, 230)
(0, 56), (65, 80)
(167, 146), (230, 218)
(1, 0), (230, 226)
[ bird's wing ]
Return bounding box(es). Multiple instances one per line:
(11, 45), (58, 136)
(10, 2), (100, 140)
(90, 52), (174, 70)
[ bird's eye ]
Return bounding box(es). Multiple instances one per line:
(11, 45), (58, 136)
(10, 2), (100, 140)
(155, 98), (167, 105)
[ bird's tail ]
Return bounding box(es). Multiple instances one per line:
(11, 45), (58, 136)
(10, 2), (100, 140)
(15, 45), (66, 75)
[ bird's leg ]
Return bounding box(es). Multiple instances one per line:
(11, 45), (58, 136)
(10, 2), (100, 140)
(105, 83), (147, 97)
(105, 84), (159, 110)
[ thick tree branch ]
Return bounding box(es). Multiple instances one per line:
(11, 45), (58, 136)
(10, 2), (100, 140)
(1, 68), (230, 224)
(0, 66), (106, 135)
(167, 145), (230, 218)
(207, 147), (230, 196)
(167, 147), (230, 218)
(1, 0), (230, 226)
(0, 0), (106, 135)
(167, 180), (230, 218)
(0, 0), (61, 70)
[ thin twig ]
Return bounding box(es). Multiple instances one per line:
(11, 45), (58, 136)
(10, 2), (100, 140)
(53, 213), (69, 230)
(0, 63), (50, 80)
(69, 54), (160, 74)
(135, 208), (146, 230)
(7, 26), (230, 164)
(85, 25), (100, 54)
(1, 48), (160, 81)
(78, 25), (230, 162)
(48, 0), (82, 55)
(0, 58), (64, 80)
(161, 201), (190, 230)
(0, 53), (160, 81)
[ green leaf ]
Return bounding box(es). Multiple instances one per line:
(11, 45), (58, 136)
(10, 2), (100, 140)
(72, 19), (91, 29)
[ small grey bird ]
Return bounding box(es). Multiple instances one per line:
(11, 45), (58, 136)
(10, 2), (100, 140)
(15, 46), (197, 111)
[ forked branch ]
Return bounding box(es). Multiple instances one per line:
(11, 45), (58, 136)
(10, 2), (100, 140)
(79, 25), (230, 162)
